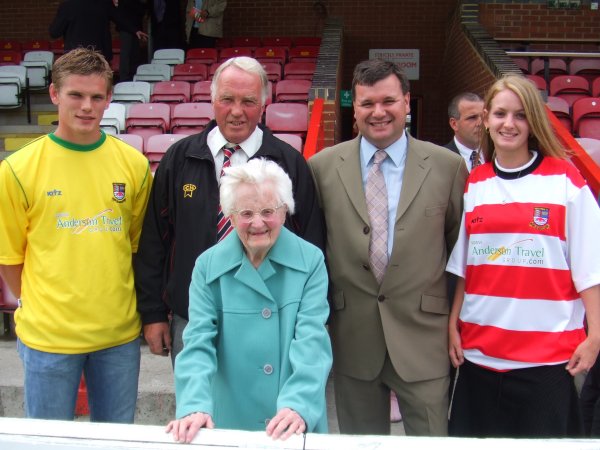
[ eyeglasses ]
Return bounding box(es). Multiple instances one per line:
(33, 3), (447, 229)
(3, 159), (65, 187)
(232, 204), (285, 223)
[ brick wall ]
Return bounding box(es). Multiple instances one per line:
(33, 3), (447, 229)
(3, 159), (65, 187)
(441, 8), (497, 118)
(2, 1), (597, 142)
(0, 0), (498, 144)
(480, 2), (600, 51)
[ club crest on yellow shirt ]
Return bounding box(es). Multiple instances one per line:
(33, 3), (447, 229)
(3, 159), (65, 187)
(113, 182), (126, 203)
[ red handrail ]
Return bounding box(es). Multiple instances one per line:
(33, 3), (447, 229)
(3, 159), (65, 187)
(545, 105), (600, 199)
(304, 98), (324, 159)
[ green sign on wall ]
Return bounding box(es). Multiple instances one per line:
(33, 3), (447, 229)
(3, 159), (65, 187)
(340, 90), (352, 108)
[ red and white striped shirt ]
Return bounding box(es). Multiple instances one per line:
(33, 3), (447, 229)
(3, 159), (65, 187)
(447, 153), (600, 371)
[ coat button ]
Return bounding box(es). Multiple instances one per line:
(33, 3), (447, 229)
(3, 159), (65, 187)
(263, 364), (273, 375)
(363, 226), (370, 234)
(262, 308), (272, 319)
(377, 295), (385, 302)
(362, 264), (370, 271)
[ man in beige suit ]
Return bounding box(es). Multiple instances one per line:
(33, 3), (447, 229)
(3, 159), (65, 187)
(308, 59), (467, 436)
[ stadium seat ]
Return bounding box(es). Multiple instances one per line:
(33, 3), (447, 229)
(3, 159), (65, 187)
(133, 63), (171, 82)
(549, 75), (590, 107)
(573, 97), (600, 139)
(150, 81), (191, 105)
(208, 62), (222, 79)
(525, 74), (547, 92)
(531, 57), (568, 79)
(219, 47), (253, 62)
(576, 137), (600, 166)
(261, 62), (282, 83)
(100, 102), (126, 135)
(112, 39), (121, 55)
(255, 47), (287, 66)
(569, 58), (600, 83)
(275, 79), (311, 103)
(49, 39), (64, 57)
(0, 65), (27, 108)
(191, 80), (212, 102)
(274, 133), (303, 152)
(172, 63), (207, 82)
(288, 46), (319, 63)
(186, 48), (218, 65)
(0, 278), (18, 311)
(117, 133), (144, 153)
(546, 96), (572, 133)
(0, 50), (22, 66)
(112, 81), (151, 103)
(593, 78), (600, 98)
(283, 62), (316, 81)
(265, 103), (308, 139)
(171, 102), (215, 134)
(0, 40), (21, 53)
(125, 103), (171, 146)
(152, 48), (185, 66)
(293, 37), (321, 47)
(262, 37), (292, 49)
(146, 134), (187, 171)
(21, 40), (50, 53)
(231, 37), (261, 49)
(21, 50), (54, 89)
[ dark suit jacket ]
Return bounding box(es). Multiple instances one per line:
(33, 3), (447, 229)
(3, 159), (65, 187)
(309, 135), (468, 382)
(444, 139), (460, 155)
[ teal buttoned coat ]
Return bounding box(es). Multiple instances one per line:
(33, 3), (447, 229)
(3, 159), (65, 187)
(174, 227), (332, 432)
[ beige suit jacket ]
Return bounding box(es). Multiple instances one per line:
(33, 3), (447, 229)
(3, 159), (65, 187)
(308, 135), (468, 383)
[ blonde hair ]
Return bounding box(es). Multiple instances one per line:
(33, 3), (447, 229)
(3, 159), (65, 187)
(52, 47), (113, 93)
(481, 74), (566, 162)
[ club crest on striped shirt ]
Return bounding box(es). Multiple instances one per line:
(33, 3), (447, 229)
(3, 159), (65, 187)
(530, 207), (550, 230)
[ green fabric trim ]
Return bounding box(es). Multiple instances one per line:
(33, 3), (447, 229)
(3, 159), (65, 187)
(49, 130), (107, 152)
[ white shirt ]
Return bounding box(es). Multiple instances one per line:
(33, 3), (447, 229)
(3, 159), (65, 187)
(453, 137), (483, 172)
(208, 126), (263, 178)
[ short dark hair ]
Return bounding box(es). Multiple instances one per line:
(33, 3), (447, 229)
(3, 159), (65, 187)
(52, 47), (113, 93)
(351, 59), (410, 100)
(447, 92), (483, 119)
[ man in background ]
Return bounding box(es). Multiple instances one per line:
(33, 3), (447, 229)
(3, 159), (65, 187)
(444, 92), (484, 171)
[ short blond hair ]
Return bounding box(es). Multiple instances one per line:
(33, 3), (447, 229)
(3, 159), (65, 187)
(52, 47), (113, 93)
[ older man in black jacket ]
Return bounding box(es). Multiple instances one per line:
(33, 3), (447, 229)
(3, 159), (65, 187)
(135, 56), (324, 363)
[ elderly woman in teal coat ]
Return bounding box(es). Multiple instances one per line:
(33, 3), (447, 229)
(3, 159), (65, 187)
(167, 158), (332, 443)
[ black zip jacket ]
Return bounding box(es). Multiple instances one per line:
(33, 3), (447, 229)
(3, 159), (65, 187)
(134, 121), (325, 323)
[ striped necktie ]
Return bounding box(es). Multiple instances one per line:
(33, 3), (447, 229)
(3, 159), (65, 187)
(216, 145), (239, 241)
(470, 150), (481, 170)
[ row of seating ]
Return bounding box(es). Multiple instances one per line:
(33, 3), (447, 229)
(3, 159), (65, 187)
(103, 101), (309, 147)
(514, 56), (600, 82)
(0, 36), (320, 55)
(546, 96), (600, 139)
(118, 132), (303, 171)
(133, 61), (315, 83)
(526, 74), (600, 105)
(112, 79), (310, 109)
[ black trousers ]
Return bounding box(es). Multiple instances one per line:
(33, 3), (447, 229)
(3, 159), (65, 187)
(449, 359), (583, 438)
(580, 357), (600, 436)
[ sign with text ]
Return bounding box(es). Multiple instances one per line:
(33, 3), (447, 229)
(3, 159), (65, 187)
(368, 49), (420, 80)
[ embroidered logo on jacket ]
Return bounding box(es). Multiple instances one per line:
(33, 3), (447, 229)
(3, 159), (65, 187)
(183, 183), (197, 198)
(530, 207), (550, 230)
(113, 183), (126, 203)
